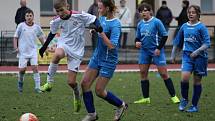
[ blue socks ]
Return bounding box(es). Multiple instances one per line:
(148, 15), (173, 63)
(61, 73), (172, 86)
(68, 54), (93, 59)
(181, 81), (189, 100)
(192, 84), (202, 106)
(83, 91), (123, 113)
(83, 91), (95, 113)
(104, 91), (123, 107)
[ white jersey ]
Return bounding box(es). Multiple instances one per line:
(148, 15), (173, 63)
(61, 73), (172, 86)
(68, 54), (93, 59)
(50, 11), (96, 59)
(14, 22), (44, 58)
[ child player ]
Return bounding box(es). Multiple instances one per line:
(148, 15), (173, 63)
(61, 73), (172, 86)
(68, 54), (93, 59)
(13, 8), (46, 93)
(171, 5), (210, 112)
(38, 0), (98, 113)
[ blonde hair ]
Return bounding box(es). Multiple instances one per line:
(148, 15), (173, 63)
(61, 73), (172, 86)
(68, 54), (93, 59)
(54, 0), (67, 9)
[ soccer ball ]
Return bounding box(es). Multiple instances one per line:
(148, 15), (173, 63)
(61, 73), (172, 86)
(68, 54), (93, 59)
(19, 113), (38, 121)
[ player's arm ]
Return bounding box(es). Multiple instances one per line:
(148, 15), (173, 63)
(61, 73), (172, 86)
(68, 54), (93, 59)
(89, 19), (113, 48)
(190, 44), (208, 58)
(39, 32), (56, 57)
(13, 37), (19, 52)
(88, 18), (103, 33)
(191, 25), (211, 58)
(154, 35), (168, 56)
(156, 36), (168, 50)
(100, 32), (115, 49)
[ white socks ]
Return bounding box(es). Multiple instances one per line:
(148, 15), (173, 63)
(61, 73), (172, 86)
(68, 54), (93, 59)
(47, 63), (58, 83)
(33, 73), (41, 89)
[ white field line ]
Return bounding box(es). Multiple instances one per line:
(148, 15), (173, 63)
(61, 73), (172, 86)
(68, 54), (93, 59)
(1, 68), (215, 74)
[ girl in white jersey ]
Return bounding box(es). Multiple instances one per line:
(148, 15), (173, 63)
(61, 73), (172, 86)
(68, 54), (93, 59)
(13, 9), (46, 93)
(39, 0), (96, 113)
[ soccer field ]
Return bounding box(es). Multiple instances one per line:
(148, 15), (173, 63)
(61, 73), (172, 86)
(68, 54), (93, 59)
(0, 71), (215, 121)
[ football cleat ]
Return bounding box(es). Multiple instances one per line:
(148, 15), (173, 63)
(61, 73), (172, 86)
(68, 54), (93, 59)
(73, 97), (81, 113)
(18, 81), (23, 93)
(134, 97), (150, 104)
(186, 105), (198, 112)
(114, 102), (128, 121)
(171, 95), (180, 104)
(34, 88), (42, 93)
(82, 113), (98, 121)
(40, 82), (53, 92)
(179, 98), (188, 111)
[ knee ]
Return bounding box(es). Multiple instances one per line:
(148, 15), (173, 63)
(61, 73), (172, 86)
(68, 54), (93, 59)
(95, 87), (105, 98)
(140, 70), (148, 79)
(32, 66), (38, 73)
(81, 79), (90, 91)
(67, 80), (76, 88)
(160, 73), (169, 80)
(19, 68), (26, 73)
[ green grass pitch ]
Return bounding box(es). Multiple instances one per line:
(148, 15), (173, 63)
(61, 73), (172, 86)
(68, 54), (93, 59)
(0, 71), (215, 121)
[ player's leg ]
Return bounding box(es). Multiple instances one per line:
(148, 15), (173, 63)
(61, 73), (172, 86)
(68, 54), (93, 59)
(134, 51), (151, 104)
(95, 67), (127, 121)
(186, 57), (207, 112)
(157, 65), (180, 104)
(178, 71), (191, 111)
(134, 64), (151, 104)
(30, 57), (41, 93)
(81, 65), (98, 121)
(41, 48), (65, 92)
(17, 58), (28, 92)
(67, 57), (82, 113)
(179, 52), (193, 111)
(155, 50), (179, 103)
(186, 74), (201, 112)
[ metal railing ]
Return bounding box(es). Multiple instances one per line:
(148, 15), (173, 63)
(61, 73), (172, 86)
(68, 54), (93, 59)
(0, 26), (215, 65)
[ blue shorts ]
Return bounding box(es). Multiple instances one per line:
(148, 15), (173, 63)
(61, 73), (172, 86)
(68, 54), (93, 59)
(88, 57), (116, 78)
(182, 51), (208, 76)
(138, 49), (166, 66)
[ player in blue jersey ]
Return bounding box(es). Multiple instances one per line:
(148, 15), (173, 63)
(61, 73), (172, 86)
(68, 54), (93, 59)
(133, 3), (180, 104)
(171, 5), (210, 112)
(81, 0), (127, 121)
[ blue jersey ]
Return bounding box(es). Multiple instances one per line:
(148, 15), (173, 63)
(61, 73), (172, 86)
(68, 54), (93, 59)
(136, 17), (167, 54)
(173, 22), (210, 58)
(91, 16), (121, 68)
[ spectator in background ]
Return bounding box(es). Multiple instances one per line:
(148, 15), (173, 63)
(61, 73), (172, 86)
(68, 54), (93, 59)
(134, 0), (145, 28)
(88, 0), (99, 50)
(156, 0), (173, 32)
(117, 0), (132, 49)
(174, 0), (189, 37)
(15, 0), (29, 26)
(175, 0), (189, 28)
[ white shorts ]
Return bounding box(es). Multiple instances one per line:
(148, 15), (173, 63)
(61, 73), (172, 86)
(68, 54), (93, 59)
(67, 56), (82, 72)
(18, 57), (38, 68)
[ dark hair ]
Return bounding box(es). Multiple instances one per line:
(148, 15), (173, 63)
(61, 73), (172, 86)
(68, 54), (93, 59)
(25, 8), (34, 16)
(188, 5), (201, 19)
(138, 3), (152, 12)
(183, 0), (189, 7)
(100, 0), (117, 13)
(162, 0), (167, 5)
